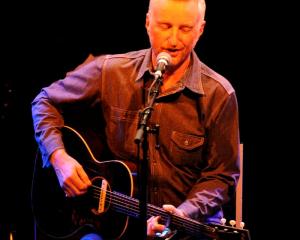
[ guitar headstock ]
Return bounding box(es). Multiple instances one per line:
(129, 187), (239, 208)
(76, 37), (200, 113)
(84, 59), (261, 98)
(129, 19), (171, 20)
(209, 218), (251, 240)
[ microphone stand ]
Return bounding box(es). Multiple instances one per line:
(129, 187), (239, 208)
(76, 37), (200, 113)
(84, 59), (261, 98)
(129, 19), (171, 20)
(134, 74), (164, 240)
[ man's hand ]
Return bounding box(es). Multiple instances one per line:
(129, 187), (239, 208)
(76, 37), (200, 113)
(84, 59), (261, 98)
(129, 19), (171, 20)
(147, 204), (186, 237)
(50, 149), (92, 197)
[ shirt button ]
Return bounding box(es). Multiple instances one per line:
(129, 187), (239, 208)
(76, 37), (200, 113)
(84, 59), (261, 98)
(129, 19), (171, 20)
(184, 139), (189, 146)
(121, 112), (127, 120)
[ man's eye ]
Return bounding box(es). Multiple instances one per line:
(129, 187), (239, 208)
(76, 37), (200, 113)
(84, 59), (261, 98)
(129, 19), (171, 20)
(159, 24), (170, 30)
(181, 26), (192, 32)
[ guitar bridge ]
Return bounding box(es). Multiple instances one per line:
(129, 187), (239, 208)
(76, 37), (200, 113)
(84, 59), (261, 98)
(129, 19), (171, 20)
(98, 179), (108, 213)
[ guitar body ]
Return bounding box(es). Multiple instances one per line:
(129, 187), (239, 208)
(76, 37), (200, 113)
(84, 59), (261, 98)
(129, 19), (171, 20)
(31, 126), (133, 239)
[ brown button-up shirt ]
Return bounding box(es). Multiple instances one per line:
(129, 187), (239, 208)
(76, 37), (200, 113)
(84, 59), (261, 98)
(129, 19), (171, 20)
(32, 48), (240, 222)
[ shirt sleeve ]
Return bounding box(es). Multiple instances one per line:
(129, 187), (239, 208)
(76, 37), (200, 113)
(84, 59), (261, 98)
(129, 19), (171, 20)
(31, 55), (104, 167)
(177, 92), (240, 223)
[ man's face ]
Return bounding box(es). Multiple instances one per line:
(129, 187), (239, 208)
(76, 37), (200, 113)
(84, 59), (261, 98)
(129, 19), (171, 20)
(146, 0), (205, 70)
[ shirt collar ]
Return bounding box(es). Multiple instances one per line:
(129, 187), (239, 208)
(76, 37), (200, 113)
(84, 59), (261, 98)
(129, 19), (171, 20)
(184, 50), (205, 95)
(135, 49), (205, 95)
(135, 48), (152, 82)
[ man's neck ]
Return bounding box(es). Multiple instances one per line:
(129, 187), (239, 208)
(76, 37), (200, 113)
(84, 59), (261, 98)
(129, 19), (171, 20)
(161, 57), (190, 92)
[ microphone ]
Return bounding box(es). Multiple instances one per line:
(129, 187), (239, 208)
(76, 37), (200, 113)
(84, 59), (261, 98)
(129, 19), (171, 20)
(154, 52), (171, 79)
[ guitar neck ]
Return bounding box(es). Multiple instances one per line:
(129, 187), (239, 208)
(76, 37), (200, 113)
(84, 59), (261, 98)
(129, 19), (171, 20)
(109, 190), (215, 238)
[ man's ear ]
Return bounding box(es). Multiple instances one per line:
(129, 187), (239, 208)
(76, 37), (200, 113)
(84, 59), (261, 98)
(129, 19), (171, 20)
(145, 13), (150, 33)
(198, 20), (206, 36)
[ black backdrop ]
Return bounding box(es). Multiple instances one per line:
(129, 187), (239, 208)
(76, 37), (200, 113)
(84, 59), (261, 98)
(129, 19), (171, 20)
(1, 1), (285, 239)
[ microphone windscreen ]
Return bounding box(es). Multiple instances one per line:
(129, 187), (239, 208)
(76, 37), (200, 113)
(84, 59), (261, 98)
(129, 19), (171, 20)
(156, 52), (171, 65)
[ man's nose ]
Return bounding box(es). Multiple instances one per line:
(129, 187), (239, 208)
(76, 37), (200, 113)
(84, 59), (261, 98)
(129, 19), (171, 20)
(168, 28), (179, 47)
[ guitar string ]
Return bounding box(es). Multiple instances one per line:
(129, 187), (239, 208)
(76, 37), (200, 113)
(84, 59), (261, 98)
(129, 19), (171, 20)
(89, 184), (215, 235)
(91, 191), (204, 236)
(93, 191), (218, 237)
(90, 184), (215, 234)
(89, 182), (241, 236)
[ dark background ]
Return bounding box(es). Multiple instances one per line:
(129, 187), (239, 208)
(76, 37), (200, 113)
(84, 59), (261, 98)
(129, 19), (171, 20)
(1, 1), (286, 239)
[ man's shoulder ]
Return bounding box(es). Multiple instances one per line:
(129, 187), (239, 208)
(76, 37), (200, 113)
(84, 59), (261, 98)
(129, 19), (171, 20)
(104, 49), (149, 61)
(200, 61), (235, 95)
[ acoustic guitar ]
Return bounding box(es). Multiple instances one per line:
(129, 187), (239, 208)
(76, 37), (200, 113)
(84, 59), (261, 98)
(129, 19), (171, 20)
(31, 126), (251, 240)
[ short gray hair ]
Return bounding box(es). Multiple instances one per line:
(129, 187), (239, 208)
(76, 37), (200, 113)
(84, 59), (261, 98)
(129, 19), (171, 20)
(148, 0), (206, 20)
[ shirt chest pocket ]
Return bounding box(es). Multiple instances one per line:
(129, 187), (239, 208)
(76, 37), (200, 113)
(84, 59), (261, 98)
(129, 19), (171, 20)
(170, 131), (205, 167)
